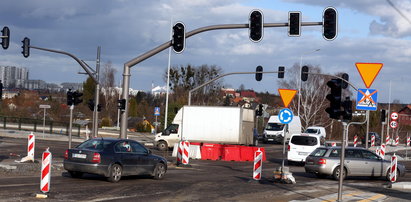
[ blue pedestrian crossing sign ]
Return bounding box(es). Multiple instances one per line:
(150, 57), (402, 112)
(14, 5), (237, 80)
(278, 108), (293, 124)
(154, 107), (160, 116)
(356, 88), (378, 111)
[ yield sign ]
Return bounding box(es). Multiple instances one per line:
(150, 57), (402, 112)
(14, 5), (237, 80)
(355, 63), (383, 88)
(278, 89), (297, 108)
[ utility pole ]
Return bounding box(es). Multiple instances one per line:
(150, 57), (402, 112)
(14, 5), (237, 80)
(92, 46), (101, 138)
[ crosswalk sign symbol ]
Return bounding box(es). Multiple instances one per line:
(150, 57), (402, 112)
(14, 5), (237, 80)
(356, 88), (378, 111)
(154, 107), (160, 116)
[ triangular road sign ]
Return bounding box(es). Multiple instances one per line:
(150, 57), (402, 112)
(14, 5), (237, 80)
(355, 63), (383, 88)
(278, 89), (297, 108)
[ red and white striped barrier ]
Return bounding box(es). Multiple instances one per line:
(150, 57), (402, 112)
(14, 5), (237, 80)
(390, 154), (397, 183)
(379, 144), (386, 159)
(395, 135), (399, 146)
(253, 148), (263, 180)
(407, 137), (410, 146)
(331, 142), (336, 147)
(40, 148), (52, 193)
(353, 135), (358, 147)
(176, 141), (190, 165)
(371, 135), (375, 147)
(386, 135), (390, 145)
(20, 133), (35, 162)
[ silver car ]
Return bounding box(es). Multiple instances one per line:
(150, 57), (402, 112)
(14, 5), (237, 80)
(305, 146), (406, 180)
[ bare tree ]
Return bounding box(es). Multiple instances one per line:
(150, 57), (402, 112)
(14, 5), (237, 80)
(278, 63), (332, 130)
(101, 61), (117, 123)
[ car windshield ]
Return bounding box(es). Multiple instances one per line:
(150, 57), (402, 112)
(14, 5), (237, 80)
(265, 123), (285, 131)
(77, 139), (112, 151)
(309, 148), (327, 157)
(290, 136), (318, 146)
(305, 129), (318, 134)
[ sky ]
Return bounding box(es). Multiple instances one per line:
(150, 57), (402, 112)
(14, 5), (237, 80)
(0, 0), (411, 103)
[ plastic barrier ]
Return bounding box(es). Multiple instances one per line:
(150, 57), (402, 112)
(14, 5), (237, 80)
(252, 147), (266, 161)
(395, 135), (399, 146)
(40, 148), (52, 193)
(331, 142), (336, 147)
(240, 146), (255, 161)
(407, 137), (410, 146)
(201, 143), (222, 160)
(253, 148), (263, 180)
(189, 142), (202, 159)
(379, 144), (386, 159)
(390, 154), (397, 182)
(221, 145), (241, 161)
(371, 135), (375, 147)
(386, 135), (390, 145)
(353, 135), (358, 147)
(181, 141), (190, 165)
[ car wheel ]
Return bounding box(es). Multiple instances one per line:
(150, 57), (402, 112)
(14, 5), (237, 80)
(107, 164), (122, 183)
(333, 166), (346, 180)
(68, 171), (83, 178)
(386, 168), (399, 181)
(152, 163), (166, 180)
(157, 141), (168, 151)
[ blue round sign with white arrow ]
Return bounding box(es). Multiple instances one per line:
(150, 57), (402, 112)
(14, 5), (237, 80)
(278, 108), (294, 124)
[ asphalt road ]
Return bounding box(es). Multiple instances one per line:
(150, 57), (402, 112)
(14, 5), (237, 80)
(1, 136), (411, 201)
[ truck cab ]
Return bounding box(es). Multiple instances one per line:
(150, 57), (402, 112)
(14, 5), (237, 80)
(155, 110), (183, 151)
(262, 115), (302, 143)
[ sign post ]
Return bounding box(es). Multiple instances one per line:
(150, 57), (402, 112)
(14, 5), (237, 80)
(154, 107), (160, 134)
(39, 105), (51, 138)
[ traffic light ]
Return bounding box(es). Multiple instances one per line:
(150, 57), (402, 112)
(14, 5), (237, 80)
(325, 79), (342, 119)
(97, 104), (102, 112)
(323, 7), (337, 40)
(278, 66), (285, 78)
(73, 91), (83, 105)
(118, 99), (126, 111)
(288, 12), (301, 36)
(22, 37), (30, 58)
(0, 81), (3, 100)
(341, 97), (352, 121)
(88, 99), (95, 111)
(256, 104), (263, 116)
(255, 65), (263, 81)
(172, 22), (185, 53)
(341, 73), (349, 89)
(67, 90), (74, 106)
(301, 65), (309, 81)
(381, 109), (386, 123)
(1, 26), (10, 49)
(249, 10), (263, 42)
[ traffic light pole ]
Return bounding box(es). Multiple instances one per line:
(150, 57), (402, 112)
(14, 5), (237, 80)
(92, 47), (101, 138)
(69, 105), (74, 149)
(187, 70), (284, 106)
(120, 21), (323, 138)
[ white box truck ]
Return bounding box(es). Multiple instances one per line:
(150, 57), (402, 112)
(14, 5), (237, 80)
(154, 106), (255, 151)
(262, 115), (302, 143)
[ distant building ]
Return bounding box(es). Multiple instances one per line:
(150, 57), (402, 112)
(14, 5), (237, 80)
(398, 105), (411, 125)
(0, 66), (29, 88)
(61, 82), (83, 91)
(151, 85), (167, 97)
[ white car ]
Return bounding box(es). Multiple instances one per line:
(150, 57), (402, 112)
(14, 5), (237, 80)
(287, 133), (324, 164)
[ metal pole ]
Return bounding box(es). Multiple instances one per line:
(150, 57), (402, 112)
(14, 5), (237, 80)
(281, 125), (287, 174)
(298, 49), (320, 116)
(366, 110), (370, 149)
(164, 18), (173, 130)
(92, 46), (101, 138)
(338, 121), (348, 201)
(381, 122), (385, 146)
(69, 105), (74, 148)
(120, 21), (323, 139)
(43, 108), (46, 137)
(387, 81), (391, 144)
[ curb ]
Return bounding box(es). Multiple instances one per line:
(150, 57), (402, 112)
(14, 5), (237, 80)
(390, 182), (411, 190)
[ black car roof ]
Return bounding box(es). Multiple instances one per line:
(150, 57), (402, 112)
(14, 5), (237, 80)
(90, 138), (135, 143)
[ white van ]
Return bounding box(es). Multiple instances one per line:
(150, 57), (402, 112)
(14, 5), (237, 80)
(304, 126), (327, 139)
(262, 115), (302, 143)
(287, 133), (324, 164)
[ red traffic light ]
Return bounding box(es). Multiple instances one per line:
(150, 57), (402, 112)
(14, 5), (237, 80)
(249, 10), (263, 42)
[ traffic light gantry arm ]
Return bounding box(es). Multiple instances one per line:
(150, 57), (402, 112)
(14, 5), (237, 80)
(304, 72), (358, 91)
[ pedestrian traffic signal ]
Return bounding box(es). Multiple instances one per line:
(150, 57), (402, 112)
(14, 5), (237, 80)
(325, 79), (342, 119)
(341, 97), (352, 121)
(278, 66), (285, 78)
(255, 65), (263, 81)
(22, 37), (30, 58)
(341, 73), (349, 89)
(72, 91), (83, 105)
(301, 66), (309, 81)
(88, 99), (95, 111)
(288, 12), (301, 36)
(172, 22), (185, 53)
(381, 109), (386, 123)
(1, 27), (10, 49)
(323, 7), (337, 40)
(118, 99), (126, 111)
(97, 104), (102, 112)
(249, 10), (263, 42)
(67, 90), (74, 106)
(0, 81), (3, 100)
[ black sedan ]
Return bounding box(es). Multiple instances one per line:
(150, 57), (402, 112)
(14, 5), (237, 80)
(64, 138), (167, 183)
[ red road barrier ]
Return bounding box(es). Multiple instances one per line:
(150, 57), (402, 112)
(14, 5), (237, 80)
(253, 148), (263, 180)
(201, 143), (222, 160)
(221, 145), (241, 161)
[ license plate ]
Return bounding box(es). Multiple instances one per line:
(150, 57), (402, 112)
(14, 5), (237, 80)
(298, 152), (309, 155)
(72, 153), (87, 159)
(268, 139), (274, 141)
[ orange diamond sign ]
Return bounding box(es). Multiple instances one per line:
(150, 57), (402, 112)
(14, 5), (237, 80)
(355, 63), (383, 88)
(278, 89), (297, 108)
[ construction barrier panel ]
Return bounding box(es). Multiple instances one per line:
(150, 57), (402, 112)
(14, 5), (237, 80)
(239, 146), (255, 161)
(221, 145), (241, 161)
(201, 143), (222, 160)
(189, 142), (202, 159)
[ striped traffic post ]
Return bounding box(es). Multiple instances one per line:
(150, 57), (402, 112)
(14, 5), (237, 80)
(407, 137), (410, 146)
(253, 148), (263, 180)
(390, 154), (397, 183)
(353, 135), (358, 147)
(40, 148), (52, 193)
(28, 132), (35, 161)
(331, 142), (336, 147)
(371, 135), (375, 147)
(181, 141), (190, 165)
(386, 135), (390, 145)
(395, 135), (399, 146)
(379, 144), (386, 159)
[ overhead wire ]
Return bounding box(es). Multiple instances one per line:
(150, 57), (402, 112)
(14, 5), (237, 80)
(386, 0), (411, 24)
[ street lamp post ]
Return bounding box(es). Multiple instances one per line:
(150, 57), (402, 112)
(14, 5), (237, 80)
(297, 49), (320, 116)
